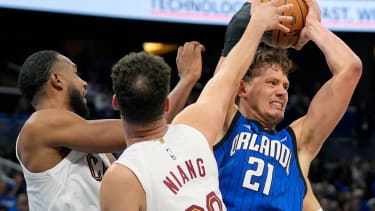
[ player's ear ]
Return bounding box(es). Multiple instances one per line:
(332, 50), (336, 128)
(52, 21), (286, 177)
(50, 72), (63, 90)
(237, 80), (247, 97)
(112, 94), (119, 111)
(164, 97), (170, 113)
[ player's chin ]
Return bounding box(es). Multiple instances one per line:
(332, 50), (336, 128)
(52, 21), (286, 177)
(269, 111), (284, 122)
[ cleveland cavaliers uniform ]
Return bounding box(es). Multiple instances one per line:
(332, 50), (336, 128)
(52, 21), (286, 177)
(16, 139), (111, 211)
(115, 124), (226, 211)
(214, 111), (306, 210)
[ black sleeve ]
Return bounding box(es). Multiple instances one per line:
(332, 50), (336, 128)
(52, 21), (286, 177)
(221, 2), (252, 57)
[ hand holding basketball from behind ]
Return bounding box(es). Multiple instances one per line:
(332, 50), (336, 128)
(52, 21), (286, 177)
(294, 0), (322, 50)
(249, 0), (294, 33)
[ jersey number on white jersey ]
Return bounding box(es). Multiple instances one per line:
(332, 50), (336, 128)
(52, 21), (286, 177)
(185, 191), (224, 211)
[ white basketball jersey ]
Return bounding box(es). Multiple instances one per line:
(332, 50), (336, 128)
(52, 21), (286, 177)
(115, 124), (226, 211)
(16, 139), (111, 211)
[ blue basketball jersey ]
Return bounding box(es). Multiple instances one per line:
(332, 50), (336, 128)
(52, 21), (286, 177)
(214, 111), (306, 210)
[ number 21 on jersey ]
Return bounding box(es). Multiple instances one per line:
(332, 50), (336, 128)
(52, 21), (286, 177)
(242, 156), (274, 195)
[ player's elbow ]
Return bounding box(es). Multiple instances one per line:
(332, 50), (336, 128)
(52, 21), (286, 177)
(348, 56), (363, 81)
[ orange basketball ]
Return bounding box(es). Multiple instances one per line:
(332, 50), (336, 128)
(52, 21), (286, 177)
(262, 0), (308, 49)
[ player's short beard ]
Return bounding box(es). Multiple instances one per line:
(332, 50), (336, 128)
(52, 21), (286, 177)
(69, 88), (89, 119)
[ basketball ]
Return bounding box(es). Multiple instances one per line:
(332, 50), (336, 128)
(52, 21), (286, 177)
(262, 0), (308, 49)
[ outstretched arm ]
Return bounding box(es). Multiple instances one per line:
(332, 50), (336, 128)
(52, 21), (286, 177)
(212, 2), (252, 142)
(166, 42), (204, 122)
(291, 0), (362, 162)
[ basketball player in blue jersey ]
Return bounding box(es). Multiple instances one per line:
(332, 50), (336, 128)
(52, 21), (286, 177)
(16, 47), (203, 210)
(213, 0), (362, 210)
(100, 1), (295, 210)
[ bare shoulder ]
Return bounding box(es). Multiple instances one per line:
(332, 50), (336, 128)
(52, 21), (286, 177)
(32, 109), (81, 123)
(21, 109), (82, 134)
(103, 164), (142, 189)
(17, 110), (79, 171)
(289, 117), (305, 147)
(101, 164), (145, 210)
(18, 109), (80, 148)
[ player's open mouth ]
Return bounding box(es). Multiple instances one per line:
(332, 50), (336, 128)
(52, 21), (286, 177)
(270, 101), (283, 110)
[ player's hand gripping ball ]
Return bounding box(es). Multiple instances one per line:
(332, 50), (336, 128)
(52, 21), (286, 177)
(262, 0), (308, 49)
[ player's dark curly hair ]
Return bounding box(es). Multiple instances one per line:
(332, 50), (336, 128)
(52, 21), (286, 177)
(18, 50), (59, 103)
(243, 47), (294, 82)
(111, 51), (171, 125)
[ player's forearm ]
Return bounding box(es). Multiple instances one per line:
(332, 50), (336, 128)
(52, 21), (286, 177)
(167, 78), (197, 122)
(199, 19), (264, 117)
(217, 18), (265, 88)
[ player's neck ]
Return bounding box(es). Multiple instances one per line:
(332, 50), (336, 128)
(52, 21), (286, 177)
(238, 106), (276, 131)
(123, 118), (168, 147)
(33, 89), (69, 111)
(34, 97), (68, 111)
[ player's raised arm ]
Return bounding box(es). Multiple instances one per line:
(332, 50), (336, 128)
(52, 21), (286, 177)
(165, 42), (205, 122)
(173, 0), (294, 146)
(291, 0), (363, 161)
